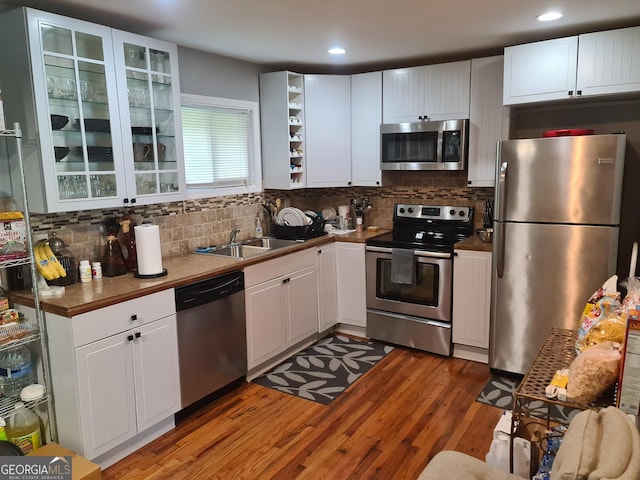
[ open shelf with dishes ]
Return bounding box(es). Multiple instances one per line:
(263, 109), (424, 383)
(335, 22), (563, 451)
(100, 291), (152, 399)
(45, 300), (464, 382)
(260, 70), (306, 189)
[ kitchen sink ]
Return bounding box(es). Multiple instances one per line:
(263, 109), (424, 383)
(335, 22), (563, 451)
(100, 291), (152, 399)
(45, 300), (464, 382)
(211, 244), (269, 258)
(194, 237), (299, 258)
(241, 237), (300, 249)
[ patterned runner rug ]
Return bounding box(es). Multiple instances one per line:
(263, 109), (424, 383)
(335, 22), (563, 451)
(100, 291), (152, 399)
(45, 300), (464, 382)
(476, 374), (580, 425)
(253, 334), (394, 405)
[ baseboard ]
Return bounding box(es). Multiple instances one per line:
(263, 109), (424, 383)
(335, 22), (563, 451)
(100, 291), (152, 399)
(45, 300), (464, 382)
(92, 416), (175, 469)
(334, 324), (367, 338)
(453, 344), (489, 364)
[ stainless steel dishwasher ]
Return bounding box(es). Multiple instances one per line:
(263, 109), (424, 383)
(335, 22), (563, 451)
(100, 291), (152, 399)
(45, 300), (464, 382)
(175, 270), (246, 409)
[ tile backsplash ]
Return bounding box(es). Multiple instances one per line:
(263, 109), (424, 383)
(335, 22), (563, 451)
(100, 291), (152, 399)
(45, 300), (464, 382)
(28, 171), (493, 262)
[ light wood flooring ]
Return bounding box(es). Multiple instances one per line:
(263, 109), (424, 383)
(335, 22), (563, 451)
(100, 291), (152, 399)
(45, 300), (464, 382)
(103, 346), (502, 479)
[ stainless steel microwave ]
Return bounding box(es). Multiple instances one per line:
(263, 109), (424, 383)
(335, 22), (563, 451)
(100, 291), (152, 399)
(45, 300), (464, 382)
(380, 119), (468, 171)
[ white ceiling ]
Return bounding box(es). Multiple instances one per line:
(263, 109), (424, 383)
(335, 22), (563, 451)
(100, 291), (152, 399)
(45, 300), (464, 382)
(2, 0), (640, 71)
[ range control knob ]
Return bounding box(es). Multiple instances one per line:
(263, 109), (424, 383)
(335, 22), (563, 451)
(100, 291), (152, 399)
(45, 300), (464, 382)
(399, 207), (405, 214)
(459, 210), (466, 217)
(449, 209), (456, 216)
(407, 207), (414, 214)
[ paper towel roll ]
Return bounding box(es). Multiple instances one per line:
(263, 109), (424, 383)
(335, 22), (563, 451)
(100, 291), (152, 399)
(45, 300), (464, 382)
(135, 224), (164, 275)
(338, 205), (350, 218)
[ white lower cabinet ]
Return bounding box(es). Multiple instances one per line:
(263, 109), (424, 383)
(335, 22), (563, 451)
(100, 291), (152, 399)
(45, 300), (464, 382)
(45, 289), (180, 467)
(245, 249), (318, 371)
(317, 244), (338, 331)
(335, 242), (367, 328)
(452, 249), (492, 362)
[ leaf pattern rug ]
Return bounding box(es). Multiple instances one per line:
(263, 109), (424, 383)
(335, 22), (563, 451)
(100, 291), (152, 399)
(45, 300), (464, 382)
(253, 334), (394, 405)
(476, 374), (581, 425)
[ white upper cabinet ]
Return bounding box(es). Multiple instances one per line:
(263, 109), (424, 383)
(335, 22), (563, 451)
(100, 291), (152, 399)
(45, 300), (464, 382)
(576, 27), (640, 97)
(0, 8), (184, 213)
(382, 61), (471, 123)
(468, 56), (508, 188)
(503, 36), (578, 105)
(504, 26), (640, 105)
(112, 30), (185, 206)
(304, 74), (351, 187)
(351, 71), (382, 187)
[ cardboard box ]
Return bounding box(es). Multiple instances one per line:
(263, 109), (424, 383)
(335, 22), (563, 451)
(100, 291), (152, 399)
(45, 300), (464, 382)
(0, 217), (27, 261)
(618, 317), (640, 415)
(28, 442), (101, 480)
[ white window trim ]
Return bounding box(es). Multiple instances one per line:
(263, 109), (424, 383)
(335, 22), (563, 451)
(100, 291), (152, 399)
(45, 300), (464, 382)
(181, 93), (262, 199)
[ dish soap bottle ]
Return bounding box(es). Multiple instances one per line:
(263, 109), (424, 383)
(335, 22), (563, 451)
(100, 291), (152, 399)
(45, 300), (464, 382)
(255, 215), (263, 238)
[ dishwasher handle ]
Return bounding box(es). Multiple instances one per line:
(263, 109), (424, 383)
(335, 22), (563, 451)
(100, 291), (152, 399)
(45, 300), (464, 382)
(175, 270), (244, 311)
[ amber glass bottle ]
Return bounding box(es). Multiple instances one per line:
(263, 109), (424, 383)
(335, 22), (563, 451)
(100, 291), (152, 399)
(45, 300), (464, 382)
(101, 218), (126, 277)
(120, 218), (137, 273)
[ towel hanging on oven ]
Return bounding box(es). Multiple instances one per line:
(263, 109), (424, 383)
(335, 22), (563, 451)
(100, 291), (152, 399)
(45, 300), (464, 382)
(390, 248), (414, 285)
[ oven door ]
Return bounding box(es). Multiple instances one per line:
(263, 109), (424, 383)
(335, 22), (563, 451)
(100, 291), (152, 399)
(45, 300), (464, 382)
(365, 246), (452, 322)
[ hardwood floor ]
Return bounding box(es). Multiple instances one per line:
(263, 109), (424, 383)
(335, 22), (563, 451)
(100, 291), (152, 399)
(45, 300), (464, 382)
(103, 347), (502, 479)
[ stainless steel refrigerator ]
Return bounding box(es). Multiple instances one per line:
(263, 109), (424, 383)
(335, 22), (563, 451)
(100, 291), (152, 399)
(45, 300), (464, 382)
(490, 134), (627, 375)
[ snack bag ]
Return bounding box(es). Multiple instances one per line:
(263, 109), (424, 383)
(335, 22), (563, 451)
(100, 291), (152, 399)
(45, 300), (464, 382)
(576, 275), (622, 353)
(567, 341), (621, 405)
(621, 276), (640, 314)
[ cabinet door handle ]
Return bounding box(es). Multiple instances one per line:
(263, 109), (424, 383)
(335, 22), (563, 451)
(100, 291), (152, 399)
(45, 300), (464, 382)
(282, 277), (290, 284)
(134, 332), (141, 339)
(124, 198), (129, 204)
(131, 198), (137, 204)
(576, 90), (582, 96)
(130, 314), (137, 321)
(568, 90), (574, 97)
(127, 334), (134, 342)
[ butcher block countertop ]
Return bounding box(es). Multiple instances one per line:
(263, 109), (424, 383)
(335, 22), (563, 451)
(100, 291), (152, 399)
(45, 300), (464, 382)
(10, 230), (387, 317)
(454, 236), (493, 252)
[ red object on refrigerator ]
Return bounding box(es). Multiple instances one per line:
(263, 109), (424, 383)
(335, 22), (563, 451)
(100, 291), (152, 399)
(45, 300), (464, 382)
(543, 128), (595, 137)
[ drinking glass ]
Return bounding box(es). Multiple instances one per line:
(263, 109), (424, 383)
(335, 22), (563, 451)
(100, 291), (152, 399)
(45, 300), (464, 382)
(59, 79), (76, 99)
(47, 76), (55, 97)
(80, 80), (94, 102)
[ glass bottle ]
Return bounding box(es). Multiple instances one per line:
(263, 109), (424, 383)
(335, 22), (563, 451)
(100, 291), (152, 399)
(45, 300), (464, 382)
(101, 235), (127, 277)
(101, 218), (127, 277)
(120, 218), (137, 273)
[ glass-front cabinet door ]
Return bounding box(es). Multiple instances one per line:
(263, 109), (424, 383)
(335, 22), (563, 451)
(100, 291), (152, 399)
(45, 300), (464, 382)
(112, 30), (185, 204)
(29, 11), (127, 211)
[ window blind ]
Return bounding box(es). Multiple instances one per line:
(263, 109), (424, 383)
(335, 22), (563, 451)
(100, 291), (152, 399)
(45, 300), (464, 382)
(182, 104), (254, 188)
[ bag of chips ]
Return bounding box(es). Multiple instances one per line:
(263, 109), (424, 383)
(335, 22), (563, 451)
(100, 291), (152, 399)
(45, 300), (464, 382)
(576, 275), (622, 353)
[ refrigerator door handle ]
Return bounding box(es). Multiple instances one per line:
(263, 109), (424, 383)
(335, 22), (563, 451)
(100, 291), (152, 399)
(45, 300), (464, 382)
(496, 159), (508, 278)
(496, 221), (505, 278)
(497, 160), (508, 221)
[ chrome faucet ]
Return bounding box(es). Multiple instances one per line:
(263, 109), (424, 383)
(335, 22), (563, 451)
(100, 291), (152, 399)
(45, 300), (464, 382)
(230, 223), (240, 244)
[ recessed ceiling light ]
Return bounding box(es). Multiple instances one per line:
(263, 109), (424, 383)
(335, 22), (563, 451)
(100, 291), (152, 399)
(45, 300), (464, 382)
(328, 47), (346, 55)
(537, 11), (563, 22)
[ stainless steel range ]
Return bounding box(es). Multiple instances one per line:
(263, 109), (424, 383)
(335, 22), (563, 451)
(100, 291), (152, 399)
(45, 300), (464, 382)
(365, 204), (473, 356)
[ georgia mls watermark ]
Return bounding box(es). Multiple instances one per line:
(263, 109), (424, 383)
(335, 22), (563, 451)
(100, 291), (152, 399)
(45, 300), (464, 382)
(0, 456), (72, 480)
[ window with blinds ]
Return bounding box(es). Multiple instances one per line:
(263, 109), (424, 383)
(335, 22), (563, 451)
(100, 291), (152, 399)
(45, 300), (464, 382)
(181, 94), (261, 196)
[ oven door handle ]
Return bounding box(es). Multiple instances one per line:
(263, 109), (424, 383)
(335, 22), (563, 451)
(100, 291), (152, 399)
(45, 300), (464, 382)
(365, 245), (452, 259)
